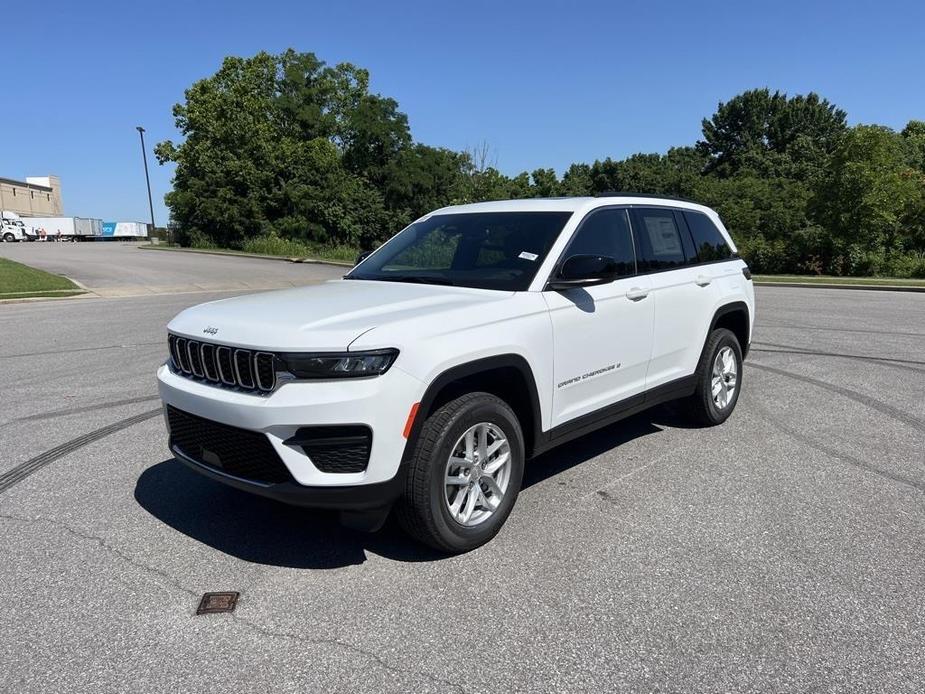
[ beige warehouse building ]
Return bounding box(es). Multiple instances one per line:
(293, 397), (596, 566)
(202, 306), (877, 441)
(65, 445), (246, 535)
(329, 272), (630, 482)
(0, 175), (64, 216)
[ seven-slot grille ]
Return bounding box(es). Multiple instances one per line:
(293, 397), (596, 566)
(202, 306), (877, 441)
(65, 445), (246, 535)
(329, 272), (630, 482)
(168, 334), (276, 393)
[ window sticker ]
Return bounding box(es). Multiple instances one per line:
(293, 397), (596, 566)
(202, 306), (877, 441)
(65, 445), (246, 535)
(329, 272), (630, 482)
(518, 251), (539, 261)
(644, 217), (682, 256)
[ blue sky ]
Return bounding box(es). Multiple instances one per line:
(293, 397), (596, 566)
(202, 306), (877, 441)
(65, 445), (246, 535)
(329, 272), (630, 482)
(2, 0), (923, 224)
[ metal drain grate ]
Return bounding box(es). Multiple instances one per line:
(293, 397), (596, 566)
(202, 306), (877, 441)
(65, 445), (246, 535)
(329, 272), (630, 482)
(196, 592), (239, 615)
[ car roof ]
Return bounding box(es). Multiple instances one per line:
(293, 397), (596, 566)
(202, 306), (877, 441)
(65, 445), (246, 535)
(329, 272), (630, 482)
(430, 194), (715, 216)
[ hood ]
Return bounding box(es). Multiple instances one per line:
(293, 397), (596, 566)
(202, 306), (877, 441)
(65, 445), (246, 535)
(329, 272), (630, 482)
(167, 279), (512, 351)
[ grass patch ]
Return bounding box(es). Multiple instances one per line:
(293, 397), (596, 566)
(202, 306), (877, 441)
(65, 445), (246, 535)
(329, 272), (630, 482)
(0, 257), (82, 297)
(239, 236), (358, 263)
(754, 274), (925, 287)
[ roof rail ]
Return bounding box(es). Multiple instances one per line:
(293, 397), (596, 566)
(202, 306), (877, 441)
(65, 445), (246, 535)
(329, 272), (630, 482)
(593, 191), (699, 204)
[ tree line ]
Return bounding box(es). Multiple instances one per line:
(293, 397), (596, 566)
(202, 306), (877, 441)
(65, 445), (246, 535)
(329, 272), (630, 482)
(156, 50), (925, 277)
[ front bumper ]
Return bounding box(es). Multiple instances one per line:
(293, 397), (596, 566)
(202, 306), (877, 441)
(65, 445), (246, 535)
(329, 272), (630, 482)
(157, 362), (425, 500)
(171, 444), (404, 510)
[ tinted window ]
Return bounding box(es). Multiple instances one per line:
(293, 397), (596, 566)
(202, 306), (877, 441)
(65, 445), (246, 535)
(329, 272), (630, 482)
(563, 208), (636, 278)
(631, 208), (688, 271)
(683, 211), (734, 262)
(348, 212), (572, 291)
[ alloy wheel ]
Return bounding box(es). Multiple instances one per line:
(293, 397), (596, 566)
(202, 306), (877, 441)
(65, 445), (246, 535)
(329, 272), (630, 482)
(711, 346), (738, 409)
(443, 422), (512, 527)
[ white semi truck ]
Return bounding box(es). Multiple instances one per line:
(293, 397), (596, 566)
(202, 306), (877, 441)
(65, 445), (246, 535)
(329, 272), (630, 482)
(1, 212), (36, 242)
(102, 221), (148, 238)
(22, 216), (103, 240)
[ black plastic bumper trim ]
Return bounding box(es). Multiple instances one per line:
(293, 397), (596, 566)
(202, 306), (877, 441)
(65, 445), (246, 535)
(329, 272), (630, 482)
(171, 445), (403, 511)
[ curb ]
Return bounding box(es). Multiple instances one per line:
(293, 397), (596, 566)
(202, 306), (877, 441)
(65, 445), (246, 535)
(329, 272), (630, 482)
(137, 245), (353, 268)
(754, 281), (925, 293)
(0, 292), (91, 305)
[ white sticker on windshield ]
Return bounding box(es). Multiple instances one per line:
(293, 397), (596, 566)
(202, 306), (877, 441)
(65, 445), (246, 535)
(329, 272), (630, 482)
(518, 251), (538, 261)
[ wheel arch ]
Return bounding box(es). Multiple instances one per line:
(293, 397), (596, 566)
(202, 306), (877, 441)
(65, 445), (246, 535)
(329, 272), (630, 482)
(709, 301), (751, 357)
(402, 354), (544, 462)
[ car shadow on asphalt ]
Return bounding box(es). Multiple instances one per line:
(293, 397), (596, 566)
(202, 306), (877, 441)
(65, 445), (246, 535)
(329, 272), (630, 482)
(134, 407), (679, 570)
(134, 460), (439, 569)
(522, 411), (665, 489)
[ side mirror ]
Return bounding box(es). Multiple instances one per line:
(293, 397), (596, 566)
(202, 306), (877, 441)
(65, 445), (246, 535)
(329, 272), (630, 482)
(354, 250), (373, 266)
(547, 255), (618, 290)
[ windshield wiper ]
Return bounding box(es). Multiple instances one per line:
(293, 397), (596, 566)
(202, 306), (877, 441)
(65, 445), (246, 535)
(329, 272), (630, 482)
(375, 275), (456, 286)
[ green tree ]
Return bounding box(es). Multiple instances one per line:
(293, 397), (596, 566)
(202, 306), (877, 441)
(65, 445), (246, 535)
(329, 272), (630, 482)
(157, 62), (924, 278)
(901, 120), (925, 172)
(530, 168), (560, 197)
(383, 145), (469, 221)
(811, 125), (925, 272)
(157, 50), (423, 248)
(559, 163), (593, 196)
(699, 89), (847, 181)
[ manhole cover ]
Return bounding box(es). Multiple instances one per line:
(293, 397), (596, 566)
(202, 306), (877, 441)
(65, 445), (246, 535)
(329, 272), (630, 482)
(196, 592), (239, 615)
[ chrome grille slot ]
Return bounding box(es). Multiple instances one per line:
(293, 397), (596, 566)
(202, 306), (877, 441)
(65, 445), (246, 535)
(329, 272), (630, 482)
(254, 352), (276, 392)
(187, 340), (204, 377)
(175, 337), (192, 373)
(216, 346), (236, 385)
(167, 334), (181, 370)
(234, 349), (255, 389)
(201, 343), (219, 382)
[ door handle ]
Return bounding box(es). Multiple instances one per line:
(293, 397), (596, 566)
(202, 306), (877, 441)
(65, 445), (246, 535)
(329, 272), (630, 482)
(626, 287), (649, 301)
(695, 274), (712, 287)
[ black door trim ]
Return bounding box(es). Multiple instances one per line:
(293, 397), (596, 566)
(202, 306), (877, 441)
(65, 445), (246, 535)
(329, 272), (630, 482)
(532, 373), (697, 457)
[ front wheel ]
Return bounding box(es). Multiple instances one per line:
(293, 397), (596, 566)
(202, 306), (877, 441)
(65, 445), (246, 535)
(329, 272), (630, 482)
(397, 392), (524, 553)
(2, 233), (14, 243)
(686, 327), (743, 426)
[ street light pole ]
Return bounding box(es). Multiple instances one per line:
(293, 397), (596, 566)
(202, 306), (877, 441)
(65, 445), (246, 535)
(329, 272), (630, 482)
(136, 126), (156, 237)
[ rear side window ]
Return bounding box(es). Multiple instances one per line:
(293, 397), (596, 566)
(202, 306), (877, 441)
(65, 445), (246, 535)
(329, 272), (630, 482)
(631, 208), (689, 271)
(683, 211), (734, 262)
(564, 208), (636, 278)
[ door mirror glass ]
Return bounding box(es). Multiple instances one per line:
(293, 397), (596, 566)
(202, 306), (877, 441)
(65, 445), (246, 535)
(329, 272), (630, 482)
(354, 250), (373, 266)
(548, 254), (618, 289)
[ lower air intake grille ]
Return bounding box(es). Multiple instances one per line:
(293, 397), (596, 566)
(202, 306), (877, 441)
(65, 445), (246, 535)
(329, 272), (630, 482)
(167, 406), (294, 484)
(285, 425), (372, 474)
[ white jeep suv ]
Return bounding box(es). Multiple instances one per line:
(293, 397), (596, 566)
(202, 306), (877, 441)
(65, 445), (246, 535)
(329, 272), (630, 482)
(157, 195), (754, 552)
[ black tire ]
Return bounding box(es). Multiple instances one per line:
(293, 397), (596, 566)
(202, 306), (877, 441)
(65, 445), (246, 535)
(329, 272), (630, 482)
(686, 327), (743, 426)
(2, 233), (14, 243)
(396, 392), (525, 553)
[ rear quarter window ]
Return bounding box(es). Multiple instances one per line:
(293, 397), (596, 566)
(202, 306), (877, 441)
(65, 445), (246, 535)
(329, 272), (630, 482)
(683, 211), (734, 262)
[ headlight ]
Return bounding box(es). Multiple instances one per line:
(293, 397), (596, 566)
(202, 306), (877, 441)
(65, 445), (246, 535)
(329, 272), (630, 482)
(276, 349), (399, 379)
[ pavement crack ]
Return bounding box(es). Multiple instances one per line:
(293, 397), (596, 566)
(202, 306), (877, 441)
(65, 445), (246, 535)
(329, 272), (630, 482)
(225, 613), (468, 694)
(0, 512), (468, 693)
(584, 459), (662, 505)
(0, 512), (198, 598)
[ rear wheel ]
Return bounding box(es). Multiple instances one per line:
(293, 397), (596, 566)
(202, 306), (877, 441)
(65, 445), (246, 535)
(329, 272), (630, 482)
(397, 392), (524, 553)
(686, 327), (743, 425)
(2, 233), (14, 243)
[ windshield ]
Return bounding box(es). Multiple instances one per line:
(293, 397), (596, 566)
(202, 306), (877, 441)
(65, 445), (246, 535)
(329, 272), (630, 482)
(347, 211), (573, 291)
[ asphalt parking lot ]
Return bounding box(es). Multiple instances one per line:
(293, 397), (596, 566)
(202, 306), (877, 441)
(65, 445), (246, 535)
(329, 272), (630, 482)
(1, 246), (924, 693)
(0, 242), (344, 296)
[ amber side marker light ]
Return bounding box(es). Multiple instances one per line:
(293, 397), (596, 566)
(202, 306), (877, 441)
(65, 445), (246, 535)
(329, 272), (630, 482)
(196, 592), (239, 615)
(403, 402), (420, 439)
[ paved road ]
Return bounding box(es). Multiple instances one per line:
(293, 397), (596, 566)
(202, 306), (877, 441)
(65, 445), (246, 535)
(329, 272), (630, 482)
(1, 269), (924, 692)
(0, 242), (343, 296)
